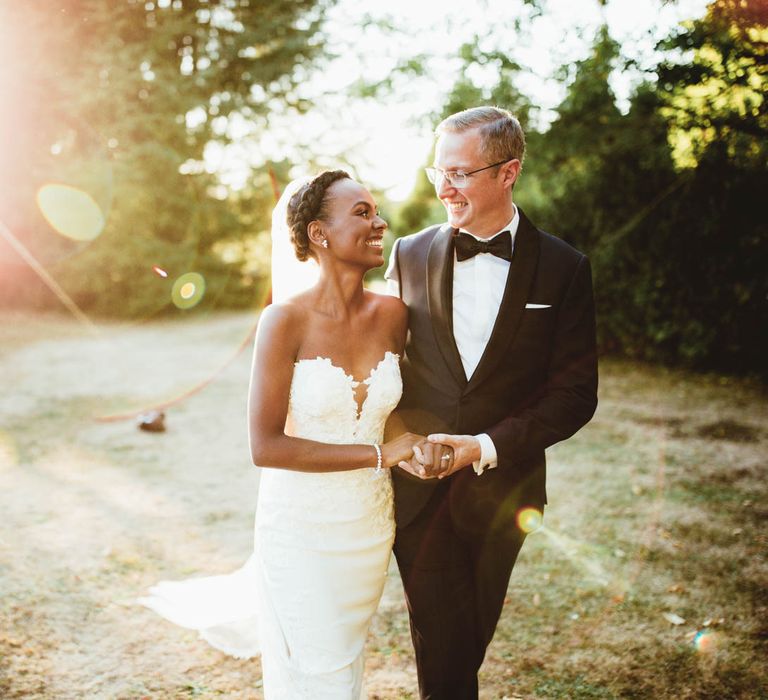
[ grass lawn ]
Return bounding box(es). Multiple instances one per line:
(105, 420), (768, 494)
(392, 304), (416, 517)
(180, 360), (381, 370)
(0, 311), (765, 699)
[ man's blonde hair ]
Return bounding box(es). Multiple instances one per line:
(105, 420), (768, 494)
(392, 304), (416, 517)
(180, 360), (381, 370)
(436, 106), (526, 166)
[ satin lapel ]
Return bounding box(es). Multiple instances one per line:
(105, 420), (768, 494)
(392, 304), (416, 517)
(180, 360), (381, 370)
(426, 225), (467, 386)
(466, 213), (541, 392)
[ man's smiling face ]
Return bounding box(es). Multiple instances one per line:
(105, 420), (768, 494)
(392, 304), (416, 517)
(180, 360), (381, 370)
(433, 127), (517, 238)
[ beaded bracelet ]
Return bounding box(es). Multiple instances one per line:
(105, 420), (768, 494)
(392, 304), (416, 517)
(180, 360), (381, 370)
(373, 443), (383, 474)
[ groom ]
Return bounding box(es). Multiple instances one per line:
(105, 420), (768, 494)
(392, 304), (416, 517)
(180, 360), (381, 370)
(385, 106), (598, 699)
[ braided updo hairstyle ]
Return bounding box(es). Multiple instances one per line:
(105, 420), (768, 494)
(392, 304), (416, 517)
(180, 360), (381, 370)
(286, 170), (351, 261)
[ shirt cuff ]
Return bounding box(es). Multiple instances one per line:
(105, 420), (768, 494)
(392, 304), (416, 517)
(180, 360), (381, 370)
(472, 433), (498, 475)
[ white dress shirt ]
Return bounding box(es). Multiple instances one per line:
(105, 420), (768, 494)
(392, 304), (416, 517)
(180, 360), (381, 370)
(386, 206), (520, 476)
(454, 207), (519, 474)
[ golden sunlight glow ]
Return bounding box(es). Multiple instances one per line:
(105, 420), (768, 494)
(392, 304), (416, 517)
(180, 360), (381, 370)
(0, 220), (99, 330)
(36, 184), (106, 241)
(0, 431), (19, 472)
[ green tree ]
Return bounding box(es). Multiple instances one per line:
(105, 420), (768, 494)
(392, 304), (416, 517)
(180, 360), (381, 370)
(643, 0), (768, 371)
(412, 4), (767, 374)
(0, 0), (335, 317)
(521, 25), (626, 250)
(534, 8), (767, 374)
(657, 0), (767, 168)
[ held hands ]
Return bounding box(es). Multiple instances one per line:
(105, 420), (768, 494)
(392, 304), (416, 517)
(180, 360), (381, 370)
(380, 432), (426, 469)
(398, 434), (482, 480)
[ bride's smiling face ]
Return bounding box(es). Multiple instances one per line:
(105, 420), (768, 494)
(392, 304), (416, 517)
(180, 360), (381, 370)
(314, 179), (387, 268)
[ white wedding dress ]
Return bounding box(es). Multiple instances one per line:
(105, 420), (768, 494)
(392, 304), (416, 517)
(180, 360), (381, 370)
(140, 351), (401, 699)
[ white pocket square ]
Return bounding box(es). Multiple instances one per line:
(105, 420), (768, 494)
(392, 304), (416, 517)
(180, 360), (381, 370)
(525, 303), (551, 309)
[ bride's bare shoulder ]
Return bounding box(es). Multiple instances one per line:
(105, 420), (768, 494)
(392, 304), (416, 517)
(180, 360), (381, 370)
(368, 290), (407, 317)
(256, 300), (308, 347)
(366, 291), (408, 341)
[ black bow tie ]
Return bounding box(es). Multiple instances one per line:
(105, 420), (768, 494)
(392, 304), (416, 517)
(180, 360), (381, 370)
(454, 230), (512, 262)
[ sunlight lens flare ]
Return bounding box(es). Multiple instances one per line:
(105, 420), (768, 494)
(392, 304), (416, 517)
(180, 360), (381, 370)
(516, 507), (543, 533)
(36, 184), (106, 241)
(171, 272), (205, 309)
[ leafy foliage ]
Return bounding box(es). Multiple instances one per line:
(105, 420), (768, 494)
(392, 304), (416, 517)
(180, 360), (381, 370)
(0, 0), (334, 317)
(657, 0), (767, 168)
(397, 4), (767, 375)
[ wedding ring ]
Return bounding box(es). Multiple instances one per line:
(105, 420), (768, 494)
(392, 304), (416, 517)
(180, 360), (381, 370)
(441, 454), (451, 461)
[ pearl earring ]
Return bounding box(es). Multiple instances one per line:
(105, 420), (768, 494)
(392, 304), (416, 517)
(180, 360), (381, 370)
(321, 239), (328, 249)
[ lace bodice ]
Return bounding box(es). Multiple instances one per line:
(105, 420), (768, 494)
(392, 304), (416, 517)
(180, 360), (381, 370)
(286, 351), (402, 445)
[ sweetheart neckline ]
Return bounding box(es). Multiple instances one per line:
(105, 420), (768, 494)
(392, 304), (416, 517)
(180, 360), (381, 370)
(293, 351), (400, 387)
(293, 351), (400, 422)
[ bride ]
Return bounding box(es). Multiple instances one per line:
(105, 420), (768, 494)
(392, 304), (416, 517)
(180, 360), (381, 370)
(141, 170), (424, 699)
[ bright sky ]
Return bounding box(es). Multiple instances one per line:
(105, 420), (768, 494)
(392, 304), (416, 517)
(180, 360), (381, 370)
(210, 0), (709, 201)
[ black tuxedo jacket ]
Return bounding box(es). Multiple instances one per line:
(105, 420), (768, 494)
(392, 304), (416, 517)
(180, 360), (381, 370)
(385, 210), (598, 533)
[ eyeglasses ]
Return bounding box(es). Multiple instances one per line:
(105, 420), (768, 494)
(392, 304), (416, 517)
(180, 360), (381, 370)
(424, 159), (512, 189)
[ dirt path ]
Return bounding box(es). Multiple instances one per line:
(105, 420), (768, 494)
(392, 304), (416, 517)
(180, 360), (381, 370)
(0, 312), (417, 698)
(2, 311), (766, 699)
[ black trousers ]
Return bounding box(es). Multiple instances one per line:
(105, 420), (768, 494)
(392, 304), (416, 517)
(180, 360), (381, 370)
(393, 483), (527, 700)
